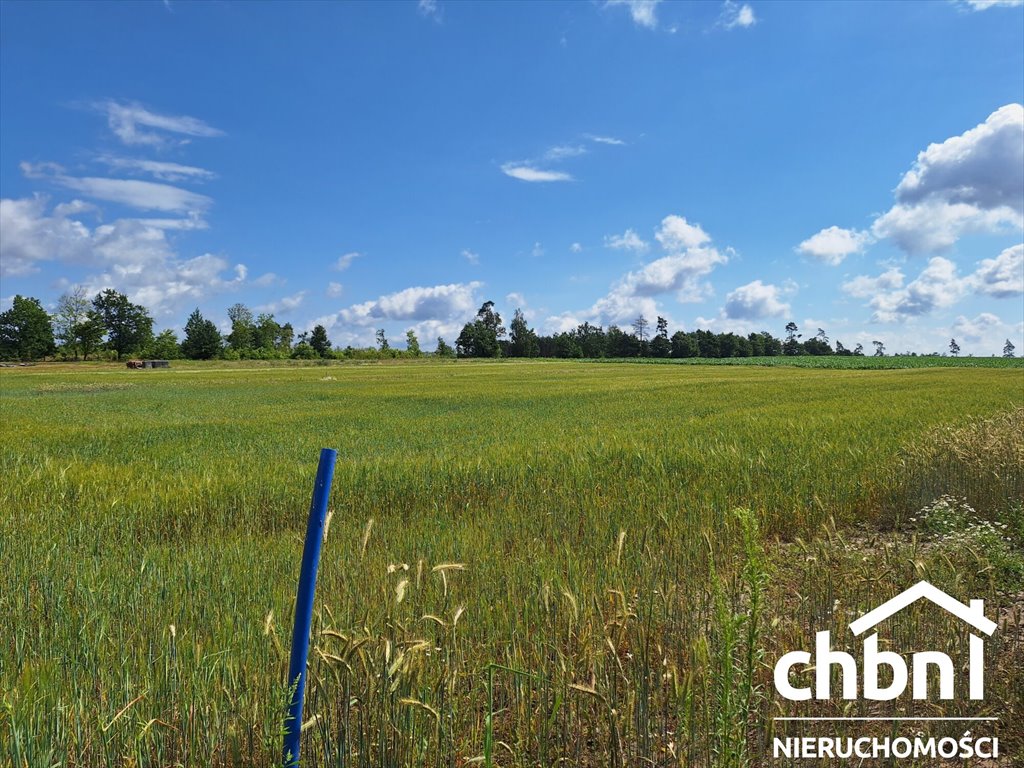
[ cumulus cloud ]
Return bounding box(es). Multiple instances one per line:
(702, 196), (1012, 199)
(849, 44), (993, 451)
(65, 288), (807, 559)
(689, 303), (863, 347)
(719, 1), (756, 29)
(256, 291), (306, 315)
(505, 291), (527, 309)
(339, 281), (482, 325)
(896, 104), (1023, 213)
(98, 100), (224, 147)
(616, 249), (727, 299)
(847, 257), (969, 322)
(797, 226), (872, 265)
(723, 280), (790, 319)
(655, 215), (711, 251)
(542, 313), (582, 335)
(568, 213), (729, 326)
(461, 249), (480, 265)
(842, 267), (905, 299)
(972, 243), (1023, 297)
(604, 228), (649, 253)
(0, 195), (244, 314)
(0, 196), (91, 276)
(605, 0), (661, 29)
(843, 244), (1023, 321)
(872, 104), (1024, 254)
(586, 134), (626, 146)
(952, 312), (1003, 343)
(501, 163), (573, 183)
(872, 200), (1019, 254)
(326, 282), (344, 298)
(570, 242), (583, 253)
(804, 105), (1023, 256)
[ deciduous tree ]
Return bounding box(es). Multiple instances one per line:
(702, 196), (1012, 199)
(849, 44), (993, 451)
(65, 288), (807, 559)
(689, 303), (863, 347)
(0, 295), (56, 361)
(92, 289), (153, 359)
(509, 308), (539, 358)
(405, 329), (421, 356)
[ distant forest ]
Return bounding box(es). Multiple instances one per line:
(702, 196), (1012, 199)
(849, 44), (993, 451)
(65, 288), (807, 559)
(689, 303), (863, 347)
(0, 290), (1017, 362)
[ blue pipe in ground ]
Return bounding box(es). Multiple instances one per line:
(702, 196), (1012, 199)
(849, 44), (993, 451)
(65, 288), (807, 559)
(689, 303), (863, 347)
(283, 447), (337, 767)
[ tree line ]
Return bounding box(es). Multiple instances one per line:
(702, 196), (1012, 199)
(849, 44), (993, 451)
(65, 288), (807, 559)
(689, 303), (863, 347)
(453, 302), (1017, 360)
(0, 291), (1017, 362)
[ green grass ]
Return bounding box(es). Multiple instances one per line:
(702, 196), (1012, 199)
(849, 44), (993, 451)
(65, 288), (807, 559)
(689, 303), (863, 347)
(2, 360), (1022, 766)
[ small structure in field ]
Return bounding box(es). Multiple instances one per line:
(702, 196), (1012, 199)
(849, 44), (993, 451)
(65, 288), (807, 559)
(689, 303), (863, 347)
(126, 360), (170, 369)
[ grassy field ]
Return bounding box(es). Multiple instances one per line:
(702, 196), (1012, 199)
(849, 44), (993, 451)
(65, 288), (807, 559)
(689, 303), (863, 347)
(591, 355), (1023, 369)
(2, 360), (1022, 766)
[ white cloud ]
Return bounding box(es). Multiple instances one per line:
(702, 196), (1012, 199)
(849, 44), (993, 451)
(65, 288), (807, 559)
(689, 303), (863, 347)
(256, 291), (306, 315)
(543, 312), (584, 334)
(408, 318), (465, 346)
(971, 244), (1023, 298)
(654, 214), (711, 251)
(605, 0), (661, 29)
(585, 134), (626, 146)
(326, 282), (344, 298)
(959, 0), (1023, 10)
(872, 200), (1019, 254)
(796, 226), (872, 265)
(501, 163), (573, 183)
(505, 291), (527, 308)
(720, 1), (756, 29)
(22, 161), (212, 214)
(418, 0), (441, 18)
(604, 228), (649, 253)
(842, 267), (905, 299)
(461, 249), (480, 265)
(86, 252), (246, 319)
(842, 245), (1022, 321)
(854, 257), (970, 322)
(253, 272), (282, 287)
(723, 280), (790, 319)
(690, 314), (767, 337)
(581, 213), (729, 326)
(98, 100), (224, 147)
(56, 176), (212, 214)
(339, 281), (482, 325)
(871, 104), (1024, 254)
(951, 312), (1003, 343)
(98, 156), (216, 183)
(52, 199), (98, 217)
(0, 195), (244, 314)
(333, 251), (361, 271)
(570, 242), (583, 253)
(544, 145), (587, 161)
(531, 242), (545, 258)
(896, 104), (1023, 213)
(0, 196), (91, 276)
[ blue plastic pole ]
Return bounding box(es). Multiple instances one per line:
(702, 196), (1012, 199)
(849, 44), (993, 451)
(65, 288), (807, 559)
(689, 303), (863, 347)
(283, 448), (337, 767)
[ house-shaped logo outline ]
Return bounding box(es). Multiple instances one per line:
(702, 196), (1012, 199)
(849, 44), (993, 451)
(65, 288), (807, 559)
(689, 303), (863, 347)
(848, 580), (996, 637)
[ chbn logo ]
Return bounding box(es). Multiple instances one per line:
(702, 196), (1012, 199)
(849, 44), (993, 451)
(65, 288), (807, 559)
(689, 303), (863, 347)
(774, 581), (997, 702)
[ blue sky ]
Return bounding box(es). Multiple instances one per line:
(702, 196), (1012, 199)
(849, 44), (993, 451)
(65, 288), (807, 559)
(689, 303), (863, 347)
(1, 0), (1022, 354)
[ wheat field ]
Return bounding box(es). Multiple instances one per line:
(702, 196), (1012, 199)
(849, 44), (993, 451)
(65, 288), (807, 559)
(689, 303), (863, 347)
(2, 360), (1022, 766)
